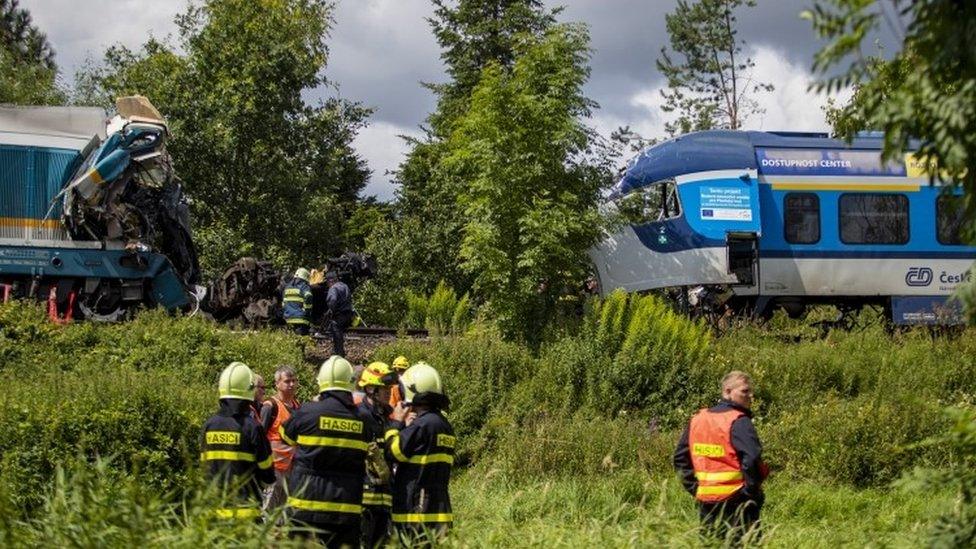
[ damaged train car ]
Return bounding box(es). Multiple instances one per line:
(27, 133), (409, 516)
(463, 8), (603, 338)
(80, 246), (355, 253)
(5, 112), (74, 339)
(0, 96), (200, 321)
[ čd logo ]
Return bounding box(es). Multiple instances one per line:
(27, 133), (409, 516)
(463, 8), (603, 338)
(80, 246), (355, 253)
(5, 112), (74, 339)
(905, 267), (933, 287)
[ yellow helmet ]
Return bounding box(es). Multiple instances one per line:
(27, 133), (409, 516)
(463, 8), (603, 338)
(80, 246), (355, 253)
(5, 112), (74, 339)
(218, 361), (255, 400)
(317, 355), (355, 392)
(358, 361), (398, 389)
(294, 268), (310, 282)
(392, 356), (410, 371)
(400, 362), (447, 408)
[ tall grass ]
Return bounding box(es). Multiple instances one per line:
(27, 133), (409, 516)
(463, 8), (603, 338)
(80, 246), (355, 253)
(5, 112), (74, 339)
(405, 280), (473, 334)
(1, 298), (975, 546)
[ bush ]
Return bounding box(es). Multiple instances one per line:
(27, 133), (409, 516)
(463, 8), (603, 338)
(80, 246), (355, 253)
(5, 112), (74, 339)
(0, 303), (307, 514)
(403, 280), (473, 334)
(0, 456), (294, 547)
(765, 395), (948, 486)
(480, 414), (665, 481)
(372, 329), (533, 458)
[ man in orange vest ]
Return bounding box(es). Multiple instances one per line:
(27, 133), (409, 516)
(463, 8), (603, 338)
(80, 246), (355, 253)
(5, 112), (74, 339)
(260, 365), (301, 517)
(673, 370), (768, 542)
(387, 356), (410, 411)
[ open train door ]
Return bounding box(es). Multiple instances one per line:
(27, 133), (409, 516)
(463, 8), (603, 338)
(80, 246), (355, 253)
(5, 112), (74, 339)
(691, 170), (762, 287)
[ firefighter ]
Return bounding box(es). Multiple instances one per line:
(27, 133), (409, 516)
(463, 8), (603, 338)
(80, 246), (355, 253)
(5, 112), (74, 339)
(357, 361), (399, 548)
(283, 268), (313, 335)
(280, 355), (368, 548)
(388, 356), (410, 411)
(260, 365), (301, 517)
(324, 271), (353, 356)
(386, 362), (455, 546)
(199, 361), (274, 519)
(673, 370), (768, 543)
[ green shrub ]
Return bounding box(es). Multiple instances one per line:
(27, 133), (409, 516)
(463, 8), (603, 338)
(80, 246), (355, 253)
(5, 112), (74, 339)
(0, 456), (295, 547)
(0, 303), (307, 514)
(602, 293), (711, 421)
(765, 395), (948, 486)
(403, 280), (474, 334)
(372, 330), (533, 458)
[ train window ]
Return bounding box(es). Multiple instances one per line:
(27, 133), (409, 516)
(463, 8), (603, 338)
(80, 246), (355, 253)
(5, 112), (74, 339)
(616, 179), (680, 224)
(936, 195), (966, 245)
(839, 193), (909, 244)
(784, 193), (820, 244)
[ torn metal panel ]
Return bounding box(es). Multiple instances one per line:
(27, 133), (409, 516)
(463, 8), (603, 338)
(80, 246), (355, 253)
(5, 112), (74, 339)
(62, 96), (200, 288)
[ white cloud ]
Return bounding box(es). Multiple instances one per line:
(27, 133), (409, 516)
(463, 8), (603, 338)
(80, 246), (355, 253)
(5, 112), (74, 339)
(597, 44), (852, 142)
(22, 0), (182, 77)
(354, 121), (420, 201)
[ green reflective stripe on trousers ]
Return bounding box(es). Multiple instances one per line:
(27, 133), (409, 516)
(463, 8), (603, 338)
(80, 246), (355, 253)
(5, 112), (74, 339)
(392, 512), (453, 523)
(362, 492), (392, 506)
(200, 450), (255, 462)
(257, 455), (273, 469)
(215, 507), (260, 519)
(296, 435), (368, 451)
(285, 317), (309, 325)
(287, 497), (362, 514)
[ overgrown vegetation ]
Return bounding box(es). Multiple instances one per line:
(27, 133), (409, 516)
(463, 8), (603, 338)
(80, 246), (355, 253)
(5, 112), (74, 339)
(0, 298), (974, 545)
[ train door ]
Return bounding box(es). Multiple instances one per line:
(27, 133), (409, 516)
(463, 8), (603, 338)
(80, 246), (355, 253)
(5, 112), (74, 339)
(727, 232), (758, 286)
(689, 170), (763, 287)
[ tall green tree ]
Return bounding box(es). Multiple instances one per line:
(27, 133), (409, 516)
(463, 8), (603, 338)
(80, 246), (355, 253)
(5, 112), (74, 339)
(0, 0), (62, 104)
(656, 0), (773, 136)
(387, 0), (560, 291)
(807, 7), (976, 541)
(77, 0), (371, 276)
(441, 24), (605, 341)
(805, 1), (976, 198)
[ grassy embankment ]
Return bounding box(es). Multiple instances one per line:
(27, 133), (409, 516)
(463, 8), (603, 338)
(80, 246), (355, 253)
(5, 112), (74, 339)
(0, 295), (972, 547)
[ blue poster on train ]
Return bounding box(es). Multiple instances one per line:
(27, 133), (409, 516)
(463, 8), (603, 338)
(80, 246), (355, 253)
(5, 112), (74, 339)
(756, 148), (906, 177)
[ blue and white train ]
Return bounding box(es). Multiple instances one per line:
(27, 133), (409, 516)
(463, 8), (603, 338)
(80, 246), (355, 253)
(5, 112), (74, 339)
(589, 130), (976, 324)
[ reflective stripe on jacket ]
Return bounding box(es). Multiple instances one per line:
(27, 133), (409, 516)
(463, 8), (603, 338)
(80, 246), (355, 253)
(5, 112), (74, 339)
(281, 391), (368, 525)
(265, 396), (299, 472)
(386, 410), (454, 526)
(200, 399), (275, 516)
(282, 279), (312, 325)
(688, 408), (745, 502)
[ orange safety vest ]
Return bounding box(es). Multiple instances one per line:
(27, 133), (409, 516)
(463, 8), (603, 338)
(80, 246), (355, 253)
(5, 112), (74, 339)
(265, 396), (299, 472)
(387, 385), (402, 419)
(688, 408), (746, 503)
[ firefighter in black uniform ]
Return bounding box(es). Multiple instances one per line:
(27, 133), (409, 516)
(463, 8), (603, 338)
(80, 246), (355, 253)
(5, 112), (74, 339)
(200, 361), (275, 519)
(357, 361), (399, 548)
(386, 362), (455, 546)
(279, 355), (368, 548)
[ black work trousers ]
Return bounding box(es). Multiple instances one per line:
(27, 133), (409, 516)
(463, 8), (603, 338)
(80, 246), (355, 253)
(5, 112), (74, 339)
(291, 521), (360, 549)
(361, 506), (391, 548)
(328, 311), (353, 357)
(698, 492), (762, 545)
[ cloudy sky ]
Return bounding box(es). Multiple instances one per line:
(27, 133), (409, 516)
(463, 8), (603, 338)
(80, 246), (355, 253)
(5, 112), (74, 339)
(23, 0), (898, 200)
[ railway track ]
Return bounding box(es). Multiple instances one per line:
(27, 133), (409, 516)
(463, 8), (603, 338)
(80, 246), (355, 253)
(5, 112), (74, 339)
(311, 326), (429, 339)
